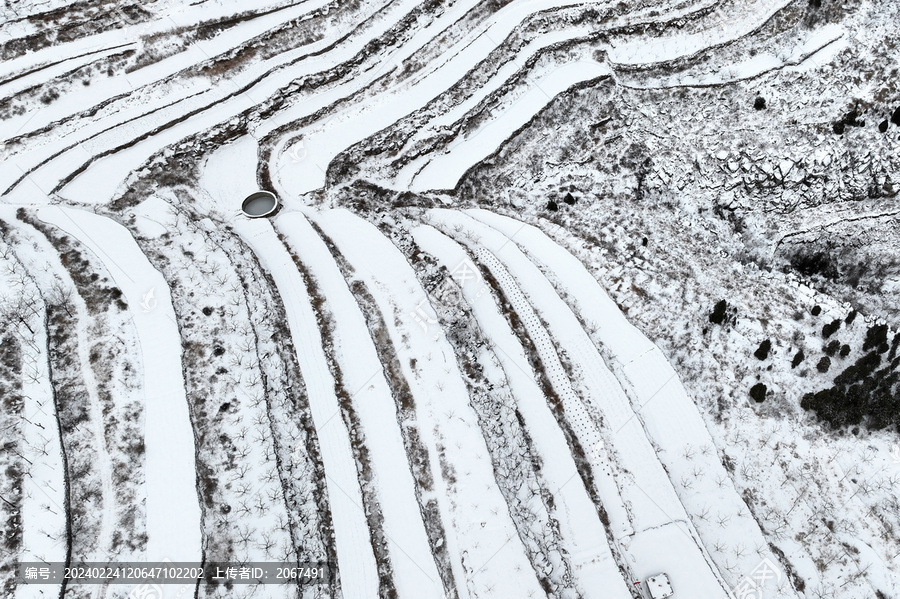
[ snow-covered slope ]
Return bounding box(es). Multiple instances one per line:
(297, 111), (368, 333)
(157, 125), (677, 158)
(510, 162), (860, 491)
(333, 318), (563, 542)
(2, 0), (899, 598)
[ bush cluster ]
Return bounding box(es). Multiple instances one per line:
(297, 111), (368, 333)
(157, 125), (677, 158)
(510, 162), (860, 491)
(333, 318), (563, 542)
(801, 327), (900, 430)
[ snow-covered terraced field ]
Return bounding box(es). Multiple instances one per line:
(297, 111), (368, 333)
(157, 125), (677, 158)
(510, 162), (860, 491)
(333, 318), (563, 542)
(3, 0), (900, 598)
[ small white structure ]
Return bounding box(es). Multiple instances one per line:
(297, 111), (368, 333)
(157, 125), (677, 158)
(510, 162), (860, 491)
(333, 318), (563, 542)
(645, 573), (674, 599)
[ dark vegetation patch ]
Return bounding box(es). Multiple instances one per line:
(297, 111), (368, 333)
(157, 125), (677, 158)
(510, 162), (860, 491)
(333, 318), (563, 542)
(862, 324), (889, 352)
(824, 339), (841, 357)
(17, 209), (127, 313)
(750, 382), (768, 402)
(801, 325), (900, 431)
(709, 299), (736, 325)
(822, 319), (841, 338)
(832, 107), (865, 134)
(754, 339), (772, 360)
(791, 250), (838, 279)
(780, 240), (900, 321)
(709, 299), (727, 324)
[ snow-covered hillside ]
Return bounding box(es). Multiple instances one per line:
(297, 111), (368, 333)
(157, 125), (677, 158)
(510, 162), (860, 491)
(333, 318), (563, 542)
(1, 0), (899, 598)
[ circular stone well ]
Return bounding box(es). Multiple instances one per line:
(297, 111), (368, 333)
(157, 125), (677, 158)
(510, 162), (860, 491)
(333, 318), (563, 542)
(241, 191), (279, 218)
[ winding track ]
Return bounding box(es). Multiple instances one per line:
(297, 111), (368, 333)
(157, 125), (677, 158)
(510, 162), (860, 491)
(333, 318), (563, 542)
(0, 0), (809, 204)
(467, 209), (784, 583)
(0, 218), (67, 599)
(279, 210), (445, 599)
(235, 213), (379, 599)
(33, 206), (202, 567)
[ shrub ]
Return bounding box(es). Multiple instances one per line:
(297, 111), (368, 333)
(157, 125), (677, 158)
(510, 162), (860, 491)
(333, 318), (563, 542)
(822, 319), (841, 338)
(749, 383), (767, 403)
(834, 352), (881, 387)
(801, 346), (900, 431)
(546, 200), (558, 211)
(845, 310), (857, 325)
(834, 109), (866, 133)
(709, 299), (728, 325)
(791, 350), (805, 368)
(811, 305), (822, 316)
(791, 252), (837, 279)
(754, 339), (772, 360)
(863, 324), (889, 352)
(753, 97), (766, 110)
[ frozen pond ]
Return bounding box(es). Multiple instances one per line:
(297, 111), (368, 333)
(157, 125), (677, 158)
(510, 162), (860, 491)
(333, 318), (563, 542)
(241, 191), (278, 217)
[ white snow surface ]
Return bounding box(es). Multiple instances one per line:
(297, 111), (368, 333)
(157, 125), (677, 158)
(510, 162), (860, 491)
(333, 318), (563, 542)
(33, 206), (202, 565)
(2, 0), (898, 597)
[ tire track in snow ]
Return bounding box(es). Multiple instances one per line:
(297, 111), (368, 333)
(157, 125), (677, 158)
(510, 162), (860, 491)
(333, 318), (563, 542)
(430, 209), (735, 598)
(410, 220), (631, 599)
(467, 209), (802, 597)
